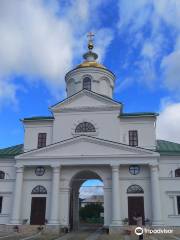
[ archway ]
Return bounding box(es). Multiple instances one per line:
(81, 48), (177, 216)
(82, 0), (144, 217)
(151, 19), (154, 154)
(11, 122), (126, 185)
(69, 170), (104, 231)
(30, 185), (47, 225)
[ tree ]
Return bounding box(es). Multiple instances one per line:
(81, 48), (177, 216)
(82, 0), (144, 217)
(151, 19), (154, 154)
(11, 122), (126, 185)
(79, 203), (104, 221)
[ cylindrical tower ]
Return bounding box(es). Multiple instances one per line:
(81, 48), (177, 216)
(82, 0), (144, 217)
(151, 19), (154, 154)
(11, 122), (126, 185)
(65, 33), (115, 98)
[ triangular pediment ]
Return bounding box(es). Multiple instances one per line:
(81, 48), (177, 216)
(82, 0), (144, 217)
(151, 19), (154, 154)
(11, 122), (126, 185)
(50, 90), (121, 112)
(16, 135), (158, 159)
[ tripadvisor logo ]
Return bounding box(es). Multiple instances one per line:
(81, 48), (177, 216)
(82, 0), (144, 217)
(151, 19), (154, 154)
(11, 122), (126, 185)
(135, 227), (143, 236)
(135, 227), (173, 235)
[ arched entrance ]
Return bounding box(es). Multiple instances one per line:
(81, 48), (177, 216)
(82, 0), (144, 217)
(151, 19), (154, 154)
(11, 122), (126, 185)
(69, 170), (104, 231)
(127, 184), (145, 225)
(30, 185), (47, 225)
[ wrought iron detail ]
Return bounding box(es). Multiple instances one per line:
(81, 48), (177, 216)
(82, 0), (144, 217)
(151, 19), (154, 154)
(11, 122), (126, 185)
(127, 184), (144, 194)
(31, 185), (47, 194)
(75, 122), (96, 133)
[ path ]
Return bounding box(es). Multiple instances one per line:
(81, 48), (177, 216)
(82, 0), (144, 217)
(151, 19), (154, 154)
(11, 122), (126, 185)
(54, 227), (102, 240)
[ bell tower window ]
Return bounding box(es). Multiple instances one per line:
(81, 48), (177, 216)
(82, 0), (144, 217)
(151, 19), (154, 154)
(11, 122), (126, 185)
(83, 77), (91, 91)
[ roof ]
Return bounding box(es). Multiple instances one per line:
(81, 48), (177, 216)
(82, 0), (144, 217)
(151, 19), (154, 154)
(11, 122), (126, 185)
(50, 89), (122, 109)
(120, 112), (158, 118)
(22, 116), (54, 121)
(76, 61), (106, 69)
(0, 144), (23, 158)
(156, 140), (180, 155)
(65, 63), (115, 78)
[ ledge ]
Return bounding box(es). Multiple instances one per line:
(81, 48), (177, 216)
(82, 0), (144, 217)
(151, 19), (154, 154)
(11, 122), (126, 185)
(168, 215), (180, 218)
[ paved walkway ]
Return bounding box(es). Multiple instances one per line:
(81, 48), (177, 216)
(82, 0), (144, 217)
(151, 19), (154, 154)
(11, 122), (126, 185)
(85, 228), (102, 240)
(54, 227), (102, 240)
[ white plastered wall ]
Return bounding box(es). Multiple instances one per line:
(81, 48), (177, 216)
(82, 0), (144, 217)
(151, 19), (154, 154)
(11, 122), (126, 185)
(24, 121), (53, 152)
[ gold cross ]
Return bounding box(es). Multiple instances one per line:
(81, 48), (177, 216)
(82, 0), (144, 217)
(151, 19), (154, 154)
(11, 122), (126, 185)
(87, 32), (95, 42)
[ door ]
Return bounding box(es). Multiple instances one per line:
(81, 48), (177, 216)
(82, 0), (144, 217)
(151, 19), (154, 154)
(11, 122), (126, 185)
(128, 196), (145, 225)
(30, 197), (46, 225)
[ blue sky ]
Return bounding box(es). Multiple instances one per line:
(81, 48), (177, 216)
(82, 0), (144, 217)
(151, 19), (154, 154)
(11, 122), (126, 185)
(0, 0), (180, 148)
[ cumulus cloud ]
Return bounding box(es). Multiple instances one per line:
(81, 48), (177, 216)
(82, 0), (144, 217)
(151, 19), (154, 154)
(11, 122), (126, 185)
(0, 0), (113, 108)
(161, 40), (180, 93)
(157, 101), (180, 143)
(118, 0), (180, 91)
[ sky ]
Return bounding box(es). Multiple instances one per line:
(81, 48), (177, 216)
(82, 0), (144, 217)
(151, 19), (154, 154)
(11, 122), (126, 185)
(0, 0), (180, 148)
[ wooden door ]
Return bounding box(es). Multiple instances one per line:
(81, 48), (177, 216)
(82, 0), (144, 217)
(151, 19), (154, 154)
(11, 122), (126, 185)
(128, 196), (145, 225)
(30, 197), (46, 225)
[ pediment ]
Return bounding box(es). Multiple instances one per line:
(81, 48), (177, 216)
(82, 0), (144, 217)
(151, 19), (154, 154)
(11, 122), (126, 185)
(16, 135), (158, 159)
(50, 90), (121, 112)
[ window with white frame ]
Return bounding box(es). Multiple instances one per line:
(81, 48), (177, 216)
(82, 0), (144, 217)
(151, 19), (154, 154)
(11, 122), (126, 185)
(167, 192), (180, 216)
(37, 133), (47, 148)
(83, 77), (91, 90)
(129, 130), (138, 146)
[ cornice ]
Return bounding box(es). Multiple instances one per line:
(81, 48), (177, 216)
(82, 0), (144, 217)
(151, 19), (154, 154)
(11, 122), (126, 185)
(54, 105), (120, 113)
(65, 67), (115, 80)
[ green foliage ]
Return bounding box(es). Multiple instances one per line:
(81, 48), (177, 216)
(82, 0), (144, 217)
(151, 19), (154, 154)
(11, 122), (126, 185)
(79, 203), (104, 222)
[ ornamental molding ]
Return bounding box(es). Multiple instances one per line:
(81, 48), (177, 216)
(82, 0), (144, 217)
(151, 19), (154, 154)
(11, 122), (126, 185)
(16, 135), (159, 161)
(58, 105), (120, 113)
(65, 67), (115, 82)
(166, 191), (180, 195)
(81, 74), (93, 81)
(50, 89), (121, 112)
(99, 76), (114, 87)
(0, 191), (12, 195)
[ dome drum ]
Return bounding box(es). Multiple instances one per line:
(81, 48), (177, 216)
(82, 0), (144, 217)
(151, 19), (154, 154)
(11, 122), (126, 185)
(65, 67), (115, 98)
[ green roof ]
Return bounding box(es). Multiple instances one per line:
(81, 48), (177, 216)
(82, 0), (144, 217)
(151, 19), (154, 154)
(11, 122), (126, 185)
(0, 144), (24, 158)
(22, 116), (54, 121)
(156, 140), (180, 155)
(120, 112), (158, 117)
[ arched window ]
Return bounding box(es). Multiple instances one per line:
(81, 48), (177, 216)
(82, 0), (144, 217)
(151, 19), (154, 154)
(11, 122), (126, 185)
(75, 122), (96, 133)
(175, 169), (180, 177)
(127, 185), (144, 194)
(83, 77), (91, 90)
(0, 171), (5, 179)
(31, 185), (47, 194)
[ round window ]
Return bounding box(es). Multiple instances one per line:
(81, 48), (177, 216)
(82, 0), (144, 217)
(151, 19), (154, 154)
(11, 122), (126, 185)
(129, 165), (140, 175)
(35, 166), (45, 176)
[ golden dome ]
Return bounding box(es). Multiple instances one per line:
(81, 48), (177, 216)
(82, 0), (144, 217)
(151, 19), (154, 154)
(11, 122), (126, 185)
(76, 61), (106, 69)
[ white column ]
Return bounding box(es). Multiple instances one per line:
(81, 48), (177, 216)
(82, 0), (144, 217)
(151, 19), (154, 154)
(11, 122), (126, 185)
(73, 190), (79, 230)
(104, 187), (112, 227)
(49, 165), (60, 225)
(150, 164), (163, 226)
(60, 188), (70, 227)
(10, 165), (24, 225)
(111, 165), (122, 226)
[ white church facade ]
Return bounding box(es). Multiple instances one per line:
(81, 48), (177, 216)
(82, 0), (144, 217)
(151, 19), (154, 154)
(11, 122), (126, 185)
(0, 36), (180, 232)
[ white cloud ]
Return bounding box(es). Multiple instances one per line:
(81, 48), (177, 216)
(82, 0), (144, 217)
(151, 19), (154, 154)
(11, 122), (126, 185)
(0, 78), (17, 109)
(157, 102), (180, 143)
(118, 0), (180, 91)
(94, 28), (114, 63)
(161, 37), (180, 93)
(80, 186), (103, 198)
(0, 0), (113, 108)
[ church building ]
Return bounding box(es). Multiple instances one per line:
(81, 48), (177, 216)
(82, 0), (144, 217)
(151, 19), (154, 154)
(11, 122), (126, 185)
(0, 34), (180, 232)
